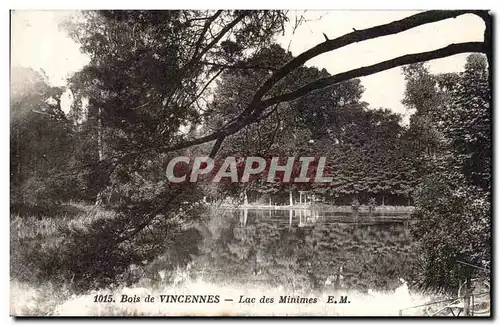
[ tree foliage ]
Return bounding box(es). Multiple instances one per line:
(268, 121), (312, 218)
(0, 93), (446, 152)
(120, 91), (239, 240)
(10, 67), (83, 213)
(411, 54), (491, 291)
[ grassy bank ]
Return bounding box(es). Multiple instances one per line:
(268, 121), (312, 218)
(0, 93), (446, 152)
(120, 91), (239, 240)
(10, 202), (116, 288)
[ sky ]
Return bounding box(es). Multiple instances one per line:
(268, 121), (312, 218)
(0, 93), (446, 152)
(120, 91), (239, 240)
(11, 11), (89, 85)
(10, 10), (486, 123)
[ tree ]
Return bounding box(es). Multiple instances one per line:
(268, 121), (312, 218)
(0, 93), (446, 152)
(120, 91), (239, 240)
(402, 63), (449, 160)
(441, 54), (491, 191)
(64, 10), (289, 204)
(411, 54), (491, 292)
(57, 10), (490, 290)
(10, 67), (81, 214)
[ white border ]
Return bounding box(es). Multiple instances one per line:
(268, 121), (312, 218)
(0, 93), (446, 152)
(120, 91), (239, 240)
(2, 1), (499, 325)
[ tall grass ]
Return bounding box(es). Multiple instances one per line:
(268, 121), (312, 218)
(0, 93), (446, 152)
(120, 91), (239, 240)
(11, 203), (114, 239)
(10, 203), (116, 288)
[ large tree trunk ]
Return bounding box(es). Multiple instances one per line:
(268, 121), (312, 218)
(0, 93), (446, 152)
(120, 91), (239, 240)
(95, 107), (105, 206)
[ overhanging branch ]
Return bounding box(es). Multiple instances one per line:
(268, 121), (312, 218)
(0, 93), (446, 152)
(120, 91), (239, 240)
(242, 10), (485, 117)
(122, 11), (489, 157)
(261, 42), (487, 108)
(153, 41), (486, 154)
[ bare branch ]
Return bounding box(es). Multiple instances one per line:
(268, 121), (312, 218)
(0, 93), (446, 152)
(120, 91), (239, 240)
(155, 41), (485, 155)
(261, 42), (487, 108)
(241, 10), (483, 118)
(117, 11), (489, 164)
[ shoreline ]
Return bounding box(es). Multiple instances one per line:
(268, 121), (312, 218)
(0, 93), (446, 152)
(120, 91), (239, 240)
(219, 204), (415, 214)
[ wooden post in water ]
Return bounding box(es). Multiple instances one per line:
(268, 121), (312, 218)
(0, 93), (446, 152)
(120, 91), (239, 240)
(243, 208), (248, 226)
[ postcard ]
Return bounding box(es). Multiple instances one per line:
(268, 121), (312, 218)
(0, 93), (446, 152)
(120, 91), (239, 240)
(9, 9), (491, 317)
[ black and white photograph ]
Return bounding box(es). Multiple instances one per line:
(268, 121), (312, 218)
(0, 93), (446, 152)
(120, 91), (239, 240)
(9, 8), (492, 317)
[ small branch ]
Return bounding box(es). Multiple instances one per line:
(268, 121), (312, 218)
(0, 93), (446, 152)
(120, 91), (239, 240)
(194, 12), (247, 62)
(186, 68), (225, 109)
(191, 10), (223, 61)
(209, 136), (226, 158)
(200, 60), (278, 71)
(128, 100), (153, 111)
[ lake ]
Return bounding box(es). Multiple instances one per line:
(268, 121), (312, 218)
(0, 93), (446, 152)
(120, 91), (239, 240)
(190, 208), (418, 294)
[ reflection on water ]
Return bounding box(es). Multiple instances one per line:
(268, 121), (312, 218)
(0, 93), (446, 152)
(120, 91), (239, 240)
(233, 208), (412, 227)
(191, 208), (418, 293)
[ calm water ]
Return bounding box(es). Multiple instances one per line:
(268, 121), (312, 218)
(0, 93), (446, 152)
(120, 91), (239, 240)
(190, 208), (418, 293)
